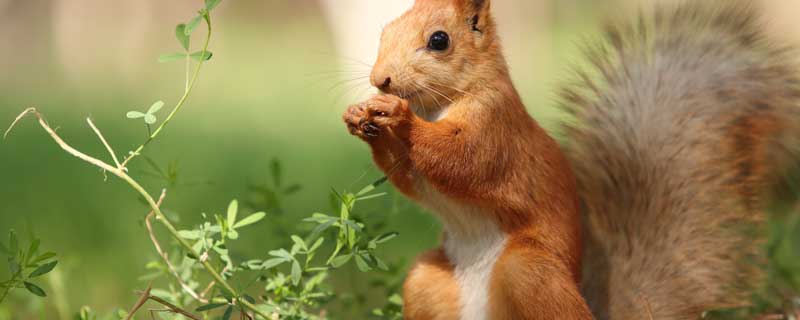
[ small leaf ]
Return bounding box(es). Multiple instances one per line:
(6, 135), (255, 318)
(147, 101), (164, 114)
(261, 257), (288, 269)
(23, 281), (46, 297)
(373, 255), (389, 271)
(158, 53), (186, 63)
(233, 212), (266, 229)
(177, 230), (200, 239)
(309, 238), (324, 253)
(226, 200), (238, 228)
(144, 114), (157, 125)
(291, 235), (307, 251)
(28, 260), (57, 278)
(175, 24), (190, 51)
(291, 260), (302, 286)
(356, 192), (387, 201)
(190, 51), (213, 62)
(26, 239), (40, 263)
(196, 303), (227, 312)
(330, 254), (352, 268)
(205, 0), (222, 11)
(356, 176), (388, 196)
(32, 252), (56, 264)
(126, 111), (145, 119)
(185, 15), (203, 35)
(389, 293), (403, 305)
(268, 249), (293, 260)
(222, 306), (233, 320)
(8, 260), (20, 274)
(375, 232), (399, 244)
(354, 254), (371, 272)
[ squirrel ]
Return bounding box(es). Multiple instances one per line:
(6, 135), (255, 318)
(342, 0), (800, 319)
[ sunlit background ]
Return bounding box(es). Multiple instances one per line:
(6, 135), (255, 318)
(1, 0), (799, 318)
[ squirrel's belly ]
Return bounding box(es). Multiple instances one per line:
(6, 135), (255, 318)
(415, 180), (508, 320)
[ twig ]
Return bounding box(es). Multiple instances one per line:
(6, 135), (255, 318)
(87, 117), (122, 169)
(125, 284), (152, 320)
(144, 189), (207, 303)
(4, 108), (271, 319)
(120, 14), (214, 168)
(145, 293), (203, 320)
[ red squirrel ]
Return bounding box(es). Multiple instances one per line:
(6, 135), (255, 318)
(342, 1), (800, 319)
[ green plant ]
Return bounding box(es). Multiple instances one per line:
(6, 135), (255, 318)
(3, 0), (401, 318)
(0, 230), (58, 303)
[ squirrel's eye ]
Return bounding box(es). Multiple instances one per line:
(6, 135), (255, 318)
(427, 31), (450, 51)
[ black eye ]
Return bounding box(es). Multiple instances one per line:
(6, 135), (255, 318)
(427, 31), (450, 51)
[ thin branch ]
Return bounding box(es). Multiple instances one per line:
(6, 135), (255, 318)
(4, 108), (271, 319)
(144, 189), (208, 303)
(121, 15), (214, 168)
(5, 108), (119, 173)
(87, 117), (123, 169)
(145, 293), (202, 320)
(125, 284), (152, 320)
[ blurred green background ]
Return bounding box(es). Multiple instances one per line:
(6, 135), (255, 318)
(1, 0), (799, 319)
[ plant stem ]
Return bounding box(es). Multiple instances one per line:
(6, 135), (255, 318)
(121, 15), (213, 168)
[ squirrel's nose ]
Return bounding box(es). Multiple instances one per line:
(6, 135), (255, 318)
(371, 74), (392, 91)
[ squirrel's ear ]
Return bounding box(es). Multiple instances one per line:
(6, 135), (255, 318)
(466, 0), (490, 32)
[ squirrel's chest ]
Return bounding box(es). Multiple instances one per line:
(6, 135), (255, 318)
(416, 181), (508, 320)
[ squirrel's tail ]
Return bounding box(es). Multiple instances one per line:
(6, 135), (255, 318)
(559, 2), (800, 319)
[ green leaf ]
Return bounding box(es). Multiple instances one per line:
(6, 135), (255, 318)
(356, 176), (388, 196)
(26, 239), (40, 263)
(126, 111), (145, 119)
(196, 303), (227, 312)
(177, 230), (200, 240)
(373, 255), (389, 271)
(388, 293), (403, 305)
(144, 114), (157, 125)
(185, 15), (203, 35)
(205, 0), (222, 11)
(23, 281), (46, 297)
(268, 249), (293, 260)
(375, 232), (399, 244)
(291, 235), (307, 251)
(330, 254), (352, 268)
(354, 254), (371, 272)
(147, 101), (164, 114)
(233, 212), (266, 229)
(190, 51), (213, 62)
(356, 192), (387, 201)
(261, 257), (287, 269)
(290, 260), (302, 286)
(157, 53), (186, 63)
(28, 260), (57, 278)
(309, 238), (324, 253)
(222, 306), (233, 320)
(226, 200), (238, 228)
(8, 259), (20, 274)
(32, 252), (56, 264)
(175, 24), (190, 51)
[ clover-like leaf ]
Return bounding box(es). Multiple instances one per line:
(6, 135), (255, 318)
(190, 51), (213, 62)
(185, 15), (203, 36)
(175, 24), (190, 51)
(158, 53), (186, 63)
(28, 260), (57, 278)
(226, 200), (238, 228)
(148, 101), (164, 115)
(233, 212), (265, 229)
(144, 114), (157, 125)
(23, 281), (46, 297)
(205, 0), (222, 11)
(126, 111), (146, 119)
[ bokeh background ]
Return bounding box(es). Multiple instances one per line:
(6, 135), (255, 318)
(1, 0), (799, 318)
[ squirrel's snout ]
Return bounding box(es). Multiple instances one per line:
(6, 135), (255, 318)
(371, 74), (392, 92)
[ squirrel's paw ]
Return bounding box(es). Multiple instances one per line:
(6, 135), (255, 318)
(343, 95), (411, 139)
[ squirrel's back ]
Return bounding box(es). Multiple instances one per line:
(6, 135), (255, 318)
(560, 2), (800, 319)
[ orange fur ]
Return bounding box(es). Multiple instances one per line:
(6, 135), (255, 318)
(343, 0), (591, 318)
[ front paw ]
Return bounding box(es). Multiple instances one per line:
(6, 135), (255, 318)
(342, 95), (411, 139)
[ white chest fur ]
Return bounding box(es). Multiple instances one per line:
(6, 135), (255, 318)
(415, 182), (508, 320)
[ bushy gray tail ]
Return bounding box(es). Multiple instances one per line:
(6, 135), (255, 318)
(559, 2), (800, 319)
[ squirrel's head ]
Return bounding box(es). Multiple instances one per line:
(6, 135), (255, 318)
(371, 0), (504, 111)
